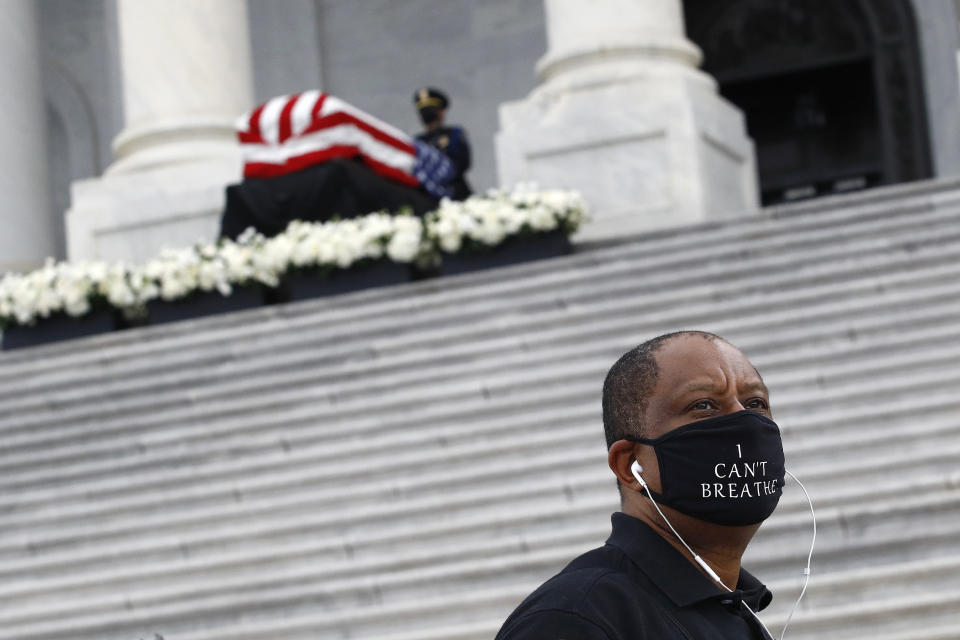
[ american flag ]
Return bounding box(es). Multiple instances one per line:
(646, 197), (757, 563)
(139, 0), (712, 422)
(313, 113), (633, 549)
(236, 91), (455, 199)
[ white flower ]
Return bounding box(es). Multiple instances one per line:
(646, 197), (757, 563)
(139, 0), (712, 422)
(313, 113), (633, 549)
(333, 235), (359, 268)
(236, 226), (260, 245)
(263, 234), (295, 272)
(421, 184), (588, 256)
(529, 204), (558, 231)
(387, 233), (420, 263)
(386, 217), (424, 263)
(219, 242), (255, 283)
(0, 187), (587, 330)
(102, 273), (136, 307)
(129, 270), (159, 302)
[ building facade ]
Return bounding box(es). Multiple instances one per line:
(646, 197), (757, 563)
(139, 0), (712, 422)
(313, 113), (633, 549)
(3, 0), (960, 270)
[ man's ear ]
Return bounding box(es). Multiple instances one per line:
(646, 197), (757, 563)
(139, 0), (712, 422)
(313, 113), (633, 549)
(608, 440), (642, 492)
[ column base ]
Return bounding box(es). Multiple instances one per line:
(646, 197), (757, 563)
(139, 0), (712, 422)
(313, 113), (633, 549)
(66, 154), (241, 263)
(495, 66), (759, 242)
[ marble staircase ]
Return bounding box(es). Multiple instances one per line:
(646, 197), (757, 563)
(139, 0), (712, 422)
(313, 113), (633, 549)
(2, 178), (960, 639)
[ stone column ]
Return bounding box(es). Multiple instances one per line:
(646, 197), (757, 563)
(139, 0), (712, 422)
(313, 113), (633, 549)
(0, 0), (56, 273)
(66, 0), (254, 262)
(496, 0), (759, 241)
(109, 0), (253, 174)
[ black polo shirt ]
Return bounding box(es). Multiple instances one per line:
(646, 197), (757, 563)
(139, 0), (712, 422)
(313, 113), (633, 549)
(495, 512), (774, 639)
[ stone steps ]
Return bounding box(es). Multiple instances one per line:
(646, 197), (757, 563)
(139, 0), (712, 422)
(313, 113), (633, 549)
(4, 238), (959, 438)
(2, 387), (957, 542)
(0, 462), (951, 602)
(3, 308), (958, 492)
(0, 408), (955, 567)
(2, 179), (959, 639)
(2, 436), (955, 597)
(1, 458), (956, 629)
(3, 330), (958, 509)
(766, 555), (960, 615)
(10, 544), (959, 640)
(766, 590), (960, 639)
(3, 254), (959, 476)
(2, 404), (954, 545)
(8, 552), (959, 640)
(4, 514), (960, 640)
(4, 206), (959, 397)
(4, 452), (956, 595)
(1, 181), (957, 389)
(855, 624), (960, 640)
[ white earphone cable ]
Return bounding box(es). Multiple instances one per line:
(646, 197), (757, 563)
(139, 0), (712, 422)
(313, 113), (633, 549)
(631, 461), (733, 592)
(630, 461), (816, 640)
(778, 469), (816, 640)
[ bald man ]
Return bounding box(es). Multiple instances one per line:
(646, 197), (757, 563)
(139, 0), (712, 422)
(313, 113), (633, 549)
(495, 331), (784, 640)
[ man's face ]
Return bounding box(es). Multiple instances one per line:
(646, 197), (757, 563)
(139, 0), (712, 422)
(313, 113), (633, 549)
(635, 335), (771, 494)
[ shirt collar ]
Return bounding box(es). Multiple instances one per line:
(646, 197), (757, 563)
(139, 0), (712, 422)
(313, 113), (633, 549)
(605, 512), (773, 611)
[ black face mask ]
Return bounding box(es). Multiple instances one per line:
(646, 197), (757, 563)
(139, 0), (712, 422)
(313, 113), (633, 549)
(626, 410), (785, 526)
(419, 106), (440, 126)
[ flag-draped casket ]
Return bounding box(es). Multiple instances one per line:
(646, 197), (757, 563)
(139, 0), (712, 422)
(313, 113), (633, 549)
(220, 91), (455, 239)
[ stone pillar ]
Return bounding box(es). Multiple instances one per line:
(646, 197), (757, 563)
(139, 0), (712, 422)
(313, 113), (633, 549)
(66, 0), (254, 262)
(0, 0), (56, 273)
(496, 0), (759, 242)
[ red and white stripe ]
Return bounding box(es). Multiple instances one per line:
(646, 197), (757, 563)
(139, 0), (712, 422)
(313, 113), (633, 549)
(236, 91), (418, 186)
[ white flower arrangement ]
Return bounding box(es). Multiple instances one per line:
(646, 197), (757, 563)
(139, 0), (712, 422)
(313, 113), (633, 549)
(0, 188), (586, 330)
(0, 259), (144, 329)
(0, 212), (426, 328)
(136, 234), (288, 306)
(424, 184), (587, 254)
(273, 212), (425, 273)
(127, 212), (426, 308)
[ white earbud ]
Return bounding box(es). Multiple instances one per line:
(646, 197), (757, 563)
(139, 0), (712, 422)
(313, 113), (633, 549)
(630, 460), (646, 488)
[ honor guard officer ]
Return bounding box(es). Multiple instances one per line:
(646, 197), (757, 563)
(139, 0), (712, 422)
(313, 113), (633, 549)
(413, 87), (473, 200)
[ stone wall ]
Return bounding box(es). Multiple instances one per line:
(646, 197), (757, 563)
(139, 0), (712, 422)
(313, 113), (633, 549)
(311, 0), (546, 193)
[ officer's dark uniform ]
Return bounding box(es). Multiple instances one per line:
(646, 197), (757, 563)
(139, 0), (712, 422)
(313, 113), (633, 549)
(495, 512), (774, 640)
(413, 87), (472, 200)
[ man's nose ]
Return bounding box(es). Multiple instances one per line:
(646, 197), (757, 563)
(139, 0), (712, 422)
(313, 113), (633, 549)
(727, 399), (747, 413)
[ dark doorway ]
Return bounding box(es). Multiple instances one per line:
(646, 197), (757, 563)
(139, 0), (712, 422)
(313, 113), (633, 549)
(684, 0), (932, 205)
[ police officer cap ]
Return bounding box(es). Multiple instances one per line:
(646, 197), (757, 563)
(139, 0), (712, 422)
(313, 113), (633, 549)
(414, 87), (449, 110)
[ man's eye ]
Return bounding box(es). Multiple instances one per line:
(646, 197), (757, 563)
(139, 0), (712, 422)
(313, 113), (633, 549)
(746, 398), (770, 410)
(691, 399), (714, 411)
